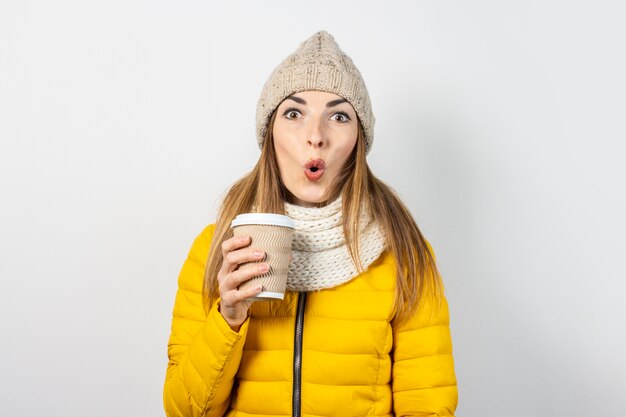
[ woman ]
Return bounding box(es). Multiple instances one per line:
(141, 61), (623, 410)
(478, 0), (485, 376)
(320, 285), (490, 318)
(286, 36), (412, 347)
(163, 30), (458, 417)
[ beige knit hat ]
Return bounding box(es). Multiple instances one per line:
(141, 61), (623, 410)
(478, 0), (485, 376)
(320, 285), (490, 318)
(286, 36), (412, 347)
(256, 30), (375, 154)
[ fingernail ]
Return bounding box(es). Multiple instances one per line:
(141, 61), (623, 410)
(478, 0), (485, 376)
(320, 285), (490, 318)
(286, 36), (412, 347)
(239, 236), (249, 243)
(259, 263), (269, 272)
(253, 250), (263, 258)
(256, 285), (264, 292)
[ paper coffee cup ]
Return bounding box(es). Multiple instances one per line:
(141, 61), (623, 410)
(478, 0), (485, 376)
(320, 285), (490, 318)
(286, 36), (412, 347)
(230, 213), (295, 301)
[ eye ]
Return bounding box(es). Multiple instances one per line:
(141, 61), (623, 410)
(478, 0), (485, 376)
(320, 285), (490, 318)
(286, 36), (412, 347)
(282, 107), (302, 120)
(332, 112), (351, 123)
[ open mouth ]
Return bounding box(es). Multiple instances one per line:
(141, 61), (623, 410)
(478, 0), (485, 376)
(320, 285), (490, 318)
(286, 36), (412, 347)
(304, 159), (326, 182)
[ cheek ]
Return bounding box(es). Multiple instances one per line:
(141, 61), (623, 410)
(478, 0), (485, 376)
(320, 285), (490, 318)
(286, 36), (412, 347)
(273, 139), (299, 179)
(335, 138), (357, 165)
(275, 140), (292, 161)
(272, 125), (296, 162)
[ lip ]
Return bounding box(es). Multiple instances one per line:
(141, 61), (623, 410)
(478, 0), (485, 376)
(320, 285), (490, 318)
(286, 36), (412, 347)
(304, 158), (326, 182)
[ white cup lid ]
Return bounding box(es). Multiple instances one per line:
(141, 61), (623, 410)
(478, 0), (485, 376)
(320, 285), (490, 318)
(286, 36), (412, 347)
(231, 213), (295, 229)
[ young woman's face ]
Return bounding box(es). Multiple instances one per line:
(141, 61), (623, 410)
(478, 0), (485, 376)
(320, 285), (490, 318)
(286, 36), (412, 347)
(272, 90), (358, 207)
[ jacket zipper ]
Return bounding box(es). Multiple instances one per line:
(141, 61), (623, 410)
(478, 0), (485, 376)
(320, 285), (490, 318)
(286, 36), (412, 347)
(292, 292), (307, 417)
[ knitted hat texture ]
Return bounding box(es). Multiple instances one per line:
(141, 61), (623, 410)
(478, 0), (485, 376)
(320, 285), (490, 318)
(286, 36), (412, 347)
(255, 30), (375, 154)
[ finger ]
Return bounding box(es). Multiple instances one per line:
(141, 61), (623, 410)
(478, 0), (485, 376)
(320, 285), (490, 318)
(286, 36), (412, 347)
(232, 283), (263, 303)
(222, 247), (266, 273)
(224, 262), (270, 290)
(220, 278), (263, 306)
(221, 235), (251, 257)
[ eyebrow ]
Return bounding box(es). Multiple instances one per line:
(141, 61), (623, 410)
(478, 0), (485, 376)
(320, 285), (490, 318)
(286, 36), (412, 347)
(285, 95), (348, 108)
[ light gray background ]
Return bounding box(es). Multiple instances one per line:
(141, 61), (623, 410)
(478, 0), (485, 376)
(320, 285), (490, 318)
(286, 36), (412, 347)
(1, 1), (624, 416)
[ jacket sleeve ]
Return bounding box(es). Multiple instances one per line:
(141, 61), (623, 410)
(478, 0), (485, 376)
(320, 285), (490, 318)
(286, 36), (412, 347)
(163, 224), (251, 417)
(391, 241), (458, 417)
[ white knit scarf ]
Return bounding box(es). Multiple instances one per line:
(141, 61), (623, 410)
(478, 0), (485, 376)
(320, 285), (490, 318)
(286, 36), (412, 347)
(284, 196), (386, 292)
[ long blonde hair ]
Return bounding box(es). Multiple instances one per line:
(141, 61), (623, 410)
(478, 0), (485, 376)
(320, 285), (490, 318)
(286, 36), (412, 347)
(203, 110), (443, 324)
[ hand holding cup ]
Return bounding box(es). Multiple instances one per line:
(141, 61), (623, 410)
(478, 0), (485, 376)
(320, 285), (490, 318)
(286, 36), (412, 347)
(217, 235), (268, 331)
(231, 213), (295, 301)
(218, 213), (294, 332)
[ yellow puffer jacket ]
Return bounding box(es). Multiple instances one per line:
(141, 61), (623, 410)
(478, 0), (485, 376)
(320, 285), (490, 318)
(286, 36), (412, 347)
(164, 224), (457, 416)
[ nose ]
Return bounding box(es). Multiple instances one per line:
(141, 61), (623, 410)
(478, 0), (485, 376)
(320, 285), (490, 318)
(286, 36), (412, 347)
(307, 118), (325, 149)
